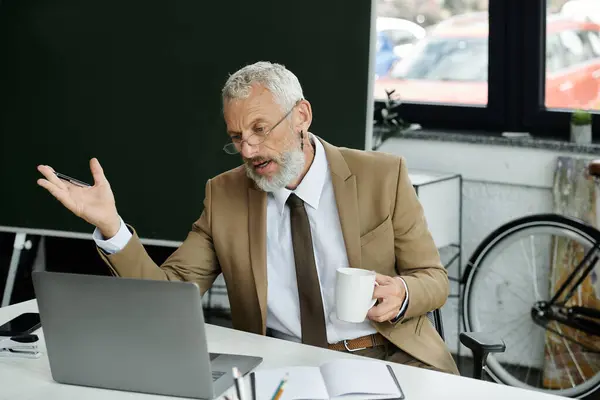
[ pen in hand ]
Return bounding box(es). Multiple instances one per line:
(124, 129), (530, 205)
(54, 171), (91, 188)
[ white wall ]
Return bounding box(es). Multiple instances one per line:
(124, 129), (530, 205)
(377, 136), (596, 359)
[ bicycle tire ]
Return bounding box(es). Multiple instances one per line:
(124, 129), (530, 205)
(462, 213), (600, 398)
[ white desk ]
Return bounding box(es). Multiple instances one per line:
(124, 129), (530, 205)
(0, 300), (568, 400)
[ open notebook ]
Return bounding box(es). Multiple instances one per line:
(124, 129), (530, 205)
(250, 359), (404, 400)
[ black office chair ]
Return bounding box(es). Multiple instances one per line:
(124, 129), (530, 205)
(428, 309), (506, 380)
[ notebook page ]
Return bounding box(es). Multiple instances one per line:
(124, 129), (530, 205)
(253, 366), (329, 400)
(320, 359), (401, 398)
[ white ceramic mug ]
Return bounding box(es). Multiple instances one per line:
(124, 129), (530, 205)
(335, 267), (378, 323)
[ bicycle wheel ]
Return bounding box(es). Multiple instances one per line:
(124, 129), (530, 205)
(463, 213), (600, 398)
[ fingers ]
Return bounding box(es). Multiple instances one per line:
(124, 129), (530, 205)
(373, 274), (404, 299)
(37, 178), (75, 209)
(37, 165), (66, 190)
(369, 274), (406, 323)
(369, 307), (400, 323)
(367, 298), (402, 323)
(373, 283), (396, 299)
(378, 308), (401, 322)
(90, 158), (108, 185)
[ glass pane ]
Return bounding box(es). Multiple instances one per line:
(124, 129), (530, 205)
(545, 1), (600, 111)
(374, 0), (489, 106)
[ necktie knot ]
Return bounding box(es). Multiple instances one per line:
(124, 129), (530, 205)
(287, 193), (304, 208)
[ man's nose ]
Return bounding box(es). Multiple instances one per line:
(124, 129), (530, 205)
(240, 141), (258, 159)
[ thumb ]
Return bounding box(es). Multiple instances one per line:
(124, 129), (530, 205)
(90, 158), (108, 185)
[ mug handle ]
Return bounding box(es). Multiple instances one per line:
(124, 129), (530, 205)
(370, 281), (380, 308)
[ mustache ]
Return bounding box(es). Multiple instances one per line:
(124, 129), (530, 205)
(245, 156), (279, 166)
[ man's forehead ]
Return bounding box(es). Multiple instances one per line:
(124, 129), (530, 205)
(225, 89), (278, 117)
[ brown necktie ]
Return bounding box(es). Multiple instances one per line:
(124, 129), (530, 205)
(287, 193), (328, 347)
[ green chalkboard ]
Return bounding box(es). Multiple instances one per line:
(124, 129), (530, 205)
(0, 0), (372, 241)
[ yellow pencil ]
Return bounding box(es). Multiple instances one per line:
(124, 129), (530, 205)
(270, 374), (289, 400)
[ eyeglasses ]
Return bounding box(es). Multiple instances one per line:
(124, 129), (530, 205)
(223, 100), (301, 155)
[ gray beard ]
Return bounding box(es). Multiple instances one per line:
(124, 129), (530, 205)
(245, 149), (305, 192)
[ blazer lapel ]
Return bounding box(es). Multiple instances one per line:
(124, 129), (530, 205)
(320, 138), (362, 269)
(248, 186), (268, 334)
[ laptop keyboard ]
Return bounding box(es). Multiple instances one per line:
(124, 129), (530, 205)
(212, 371), (226, 381)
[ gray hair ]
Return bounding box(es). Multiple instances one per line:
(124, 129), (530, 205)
(222, 61), (304, 112)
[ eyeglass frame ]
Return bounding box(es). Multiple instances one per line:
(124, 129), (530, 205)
(222, 99), (303, 155)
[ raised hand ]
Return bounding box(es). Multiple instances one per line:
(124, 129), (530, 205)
(37, 158), (121, 238)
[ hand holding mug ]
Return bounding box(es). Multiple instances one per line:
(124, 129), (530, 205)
(366, 273), (407, 323)
(335, 268), (379, 323)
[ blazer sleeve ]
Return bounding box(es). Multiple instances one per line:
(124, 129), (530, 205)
(392, 157), (449, 320)
(97, 179), (221, 296)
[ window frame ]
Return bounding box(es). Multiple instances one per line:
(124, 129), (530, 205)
(523, 0), (600, 140)
(374, 0), (600, 142)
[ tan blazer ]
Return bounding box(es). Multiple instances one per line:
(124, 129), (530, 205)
(99, 137), (459, 375)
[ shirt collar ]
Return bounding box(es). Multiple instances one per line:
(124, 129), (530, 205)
(271, 134), (328, 214)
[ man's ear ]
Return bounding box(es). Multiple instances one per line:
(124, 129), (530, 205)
(296, 99), (312, 132)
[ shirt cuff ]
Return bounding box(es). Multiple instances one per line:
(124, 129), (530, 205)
(390, 277), (409, 324)
(92, 216), (132, 254)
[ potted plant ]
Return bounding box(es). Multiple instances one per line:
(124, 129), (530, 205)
(372, 89), (415, 150)
(570, 109), (592, 144)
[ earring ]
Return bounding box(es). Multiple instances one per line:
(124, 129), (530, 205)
(300, 130), (304, 151)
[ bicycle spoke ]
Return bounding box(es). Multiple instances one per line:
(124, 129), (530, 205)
(551, 236), (559, 296)
(560, 333), (586, 383)
(482, 261), (530, 294)
(504, 323), (536, 362)
(554, 322), (594, 383)
(545, 333), (559, 390)
(502, 316), (534, 341)
(477, 313), (529, 342)
(544, 321), (600, 354)
(471, 307), (527, 326)
(582, 352), (599, 375)
(556, 341), (577, 389)
(480, 268), (532, 304)
(519, 236), (541, 300)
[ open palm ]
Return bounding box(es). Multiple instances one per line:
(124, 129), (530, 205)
(37, 158), (120, 237)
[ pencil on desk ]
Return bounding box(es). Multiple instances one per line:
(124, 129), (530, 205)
(270, 374), (288, 400)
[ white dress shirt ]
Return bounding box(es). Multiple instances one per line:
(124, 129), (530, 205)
(93, 135), (407, 344)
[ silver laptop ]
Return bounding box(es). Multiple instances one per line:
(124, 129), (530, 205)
(32, 271), (262, 399)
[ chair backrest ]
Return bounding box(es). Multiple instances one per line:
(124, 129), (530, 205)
(427, 309), (445, 340)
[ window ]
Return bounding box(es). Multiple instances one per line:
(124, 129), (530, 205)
(545, 22), (600, 111)
(374, 0), (600, 142)
(374, 3), (489, 107)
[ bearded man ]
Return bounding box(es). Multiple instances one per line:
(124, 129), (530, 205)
(37, 61), (458, 375)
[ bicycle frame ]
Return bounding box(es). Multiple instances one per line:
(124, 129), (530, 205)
(532, 238), (600, 350)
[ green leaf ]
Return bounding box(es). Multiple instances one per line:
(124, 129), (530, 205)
(571, 109), (592, 125)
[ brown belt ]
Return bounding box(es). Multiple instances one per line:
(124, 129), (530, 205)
(328, 333), (387, 352)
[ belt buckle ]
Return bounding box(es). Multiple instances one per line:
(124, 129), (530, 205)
(343, 339), (366, 352)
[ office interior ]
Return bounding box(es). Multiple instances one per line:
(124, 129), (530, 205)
(1, 0), (600, 399)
